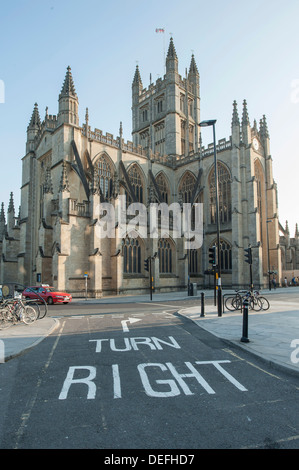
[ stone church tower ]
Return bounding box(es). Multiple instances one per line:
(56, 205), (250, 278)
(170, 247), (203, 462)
(0, 38), (289, 295)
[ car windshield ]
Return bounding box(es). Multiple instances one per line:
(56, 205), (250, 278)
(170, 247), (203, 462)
(45, 288), (56, 292)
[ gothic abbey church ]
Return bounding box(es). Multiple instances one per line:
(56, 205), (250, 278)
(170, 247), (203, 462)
(0, 38), (297, 295)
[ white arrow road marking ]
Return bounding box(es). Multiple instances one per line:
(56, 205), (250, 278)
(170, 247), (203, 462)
(121, 317), (142, 333)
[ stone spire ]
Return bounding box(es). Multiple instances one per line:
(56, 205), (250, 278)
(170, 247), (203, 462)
(58, 66), (79, 125)
(8, 192), (14, 213)
(242, 99), (251, 145)
(7, 192), (15, 233)
(0, 202), (5, 238)
(27, 102), (41, 130)
(167, 37), (178, 60)
(85, 107), (89, 137)
(262, 115), (269, 138)
(132, 65), (142, 86)
(242, 100), (250, 126)
(188, 54), (199, 76)
(26, 103), (41, 152)
(59, 65), (77, 99)
(231, 101), (240, 144)
(166, 37), (178, 73)
(232, 100), (240, 127)
(132, 65), (143, 109)
(0, 202), (5, 222)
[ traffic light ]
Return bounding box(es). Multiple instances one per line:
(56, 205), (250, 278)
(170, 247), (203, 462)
(208, 246), (217, 266)
(144, 259), (149, 272)
(244, 247), (252, 265)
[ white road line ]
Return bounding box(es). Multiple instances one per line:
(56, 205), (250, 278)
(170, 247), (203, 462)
(135, 302), (179, 308)
(14, 320), (66, 449)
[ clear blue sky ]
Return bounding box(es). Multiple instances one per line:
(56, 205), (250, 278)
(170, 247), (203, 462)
(0, 0), (299, 235)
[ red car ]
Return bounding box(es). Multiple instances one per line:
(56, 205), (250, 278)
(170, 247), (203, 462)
(22, 286), (72, 305)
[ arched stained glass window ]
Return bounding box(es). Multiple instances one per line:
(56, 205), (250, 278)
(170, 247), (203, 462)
(94, 155), (113, 199)
(158, 238), (173, 274)
(189, 249), (199, 274)
(155, 173), (169, 203)
(127, 164), (144, 203)
(179, 172), (196, 203)
(123, 237), (141, 274)
(210, 240), (232, 271)
(209, 163), (231, 224)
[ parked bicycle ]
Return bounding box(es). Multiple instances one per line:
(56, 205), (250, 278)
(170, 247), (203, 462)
(0, 297), (38, 329)
(224, 289), (270, 312)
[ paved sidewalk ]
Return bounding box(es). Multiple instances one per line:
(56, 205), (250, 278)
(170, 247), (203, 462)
(178, 299), (299, 376)
(0, 289), (299, 377)
(0, 317), (59, 362)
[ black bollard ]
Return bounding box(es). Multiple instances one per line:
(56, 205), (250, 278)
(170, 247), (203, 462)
(241, 298), (250, 343)
(200, 292), (205, 317)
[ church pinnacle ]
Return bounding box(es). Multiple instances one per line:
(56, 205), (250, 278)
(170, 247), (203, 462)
(242, 100), (250, 126)
(167, 37), (178, 60)
(58, 66), (79, 125)
(60, 66), (77, 98)
(0, 202), (5, 222)
(189, 54), (199, 76)
(232, 100), (240, 127)
(132, 65), (142, 86)
(28, 102), (41, 129)
(8, 192), (15, 214)
(166, 37), (178, 73)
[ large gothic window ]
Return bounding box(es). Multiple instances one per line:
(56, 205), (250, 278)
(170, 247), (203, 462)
(127, 164), (144, 203)
(158, 238), (173, 274)
(189, 249), (199, 274)
(181, 120), (186, 155)
(154, 122), (165, 156)
(209, 163), (231, 224)
(179, 171), (200, 229)
(220, 240), (232, 271)
(94, 154), (113, 199)
(210, 240), (232, 271)
(155, 172), (169, 203)
(123, 237), (141, 274)
(179, 172), (196, 203)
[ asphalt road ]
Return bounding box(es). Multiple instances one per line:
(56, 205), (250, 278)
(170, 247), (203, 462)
(0, 297), (299, 450)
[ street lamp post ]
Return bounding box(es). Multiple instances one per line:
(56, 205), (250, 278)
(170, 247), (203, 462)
(200, 119), (222, 316)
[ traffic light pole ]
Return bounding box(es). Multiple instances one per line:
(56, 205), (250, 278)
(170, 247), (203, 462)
(149, 256), (152, 301)
(145, 256), (154, 301)
(244, 246), (253, 291)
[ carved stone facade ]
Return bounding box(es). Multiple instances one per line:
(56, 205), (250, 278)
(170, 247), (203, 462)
(0, 38), (294, 295)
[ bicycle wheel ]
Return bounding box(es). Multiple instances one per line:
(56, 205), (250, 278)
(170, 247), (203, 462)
(22, 306), (38, 324)
(26, 301), (41, 319)
(232, 297), (242, 311)
(0, 308), (13, 329)
(225, 296), (238, 311)
(258, 296), (270, 310)
(249, 297), (262, 311)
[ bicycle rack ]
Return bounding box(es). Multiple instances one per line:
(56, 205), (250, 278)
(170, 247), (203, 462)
(1, 282), (48, 318)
